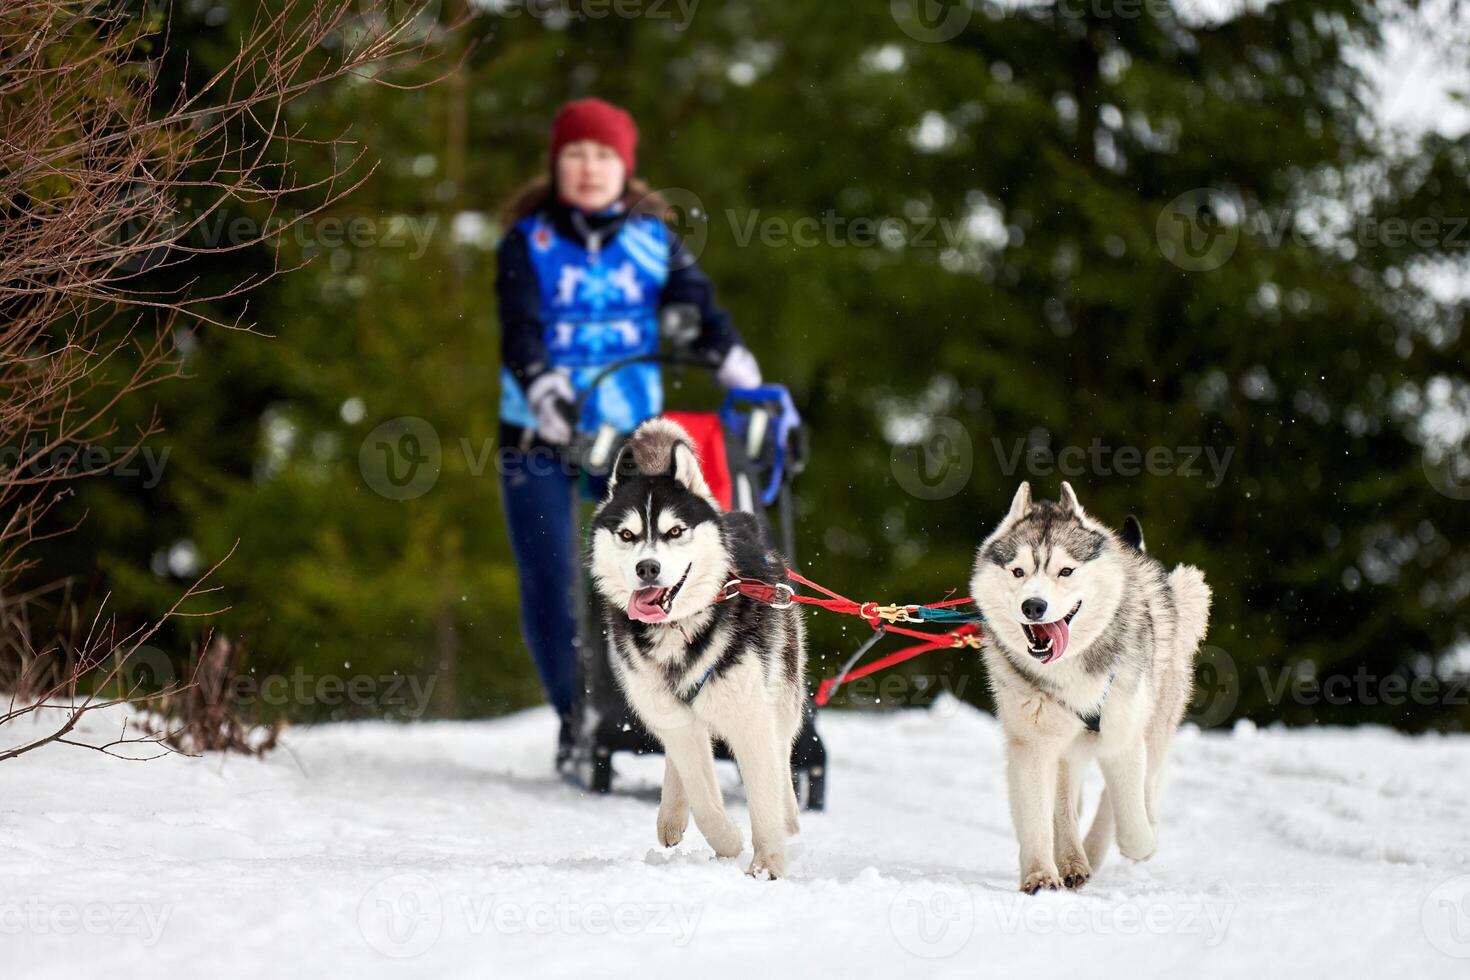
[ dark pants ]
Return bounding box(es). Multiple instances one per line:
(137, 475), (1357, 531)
(499, 444), (605, 718)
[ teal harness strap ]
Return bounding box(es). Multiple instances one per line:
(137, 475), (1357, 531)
(916, 605), (985, 624)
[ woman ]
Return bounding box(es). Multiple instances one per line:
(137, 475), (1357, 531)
(495, 98), (762, 767)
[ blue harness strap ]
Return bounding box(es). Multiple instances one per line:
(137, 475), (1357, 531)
(679, 663), (718, 705)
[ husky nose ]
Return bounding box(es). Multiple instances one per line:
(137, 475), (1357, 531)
(636, 559), (661, 584)
(1021, 598), (1049, 622)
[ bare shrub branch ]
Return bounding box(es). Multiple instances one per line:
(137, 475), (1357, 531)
(0, 0), (460, 758)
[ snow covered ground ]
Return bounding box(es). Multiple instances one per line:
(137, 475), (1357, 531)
(4, 699), (1469, 979)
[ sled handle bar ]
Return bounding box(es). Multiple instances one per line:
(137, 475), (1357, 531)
(567, 352), (720, 421)
(562, 352), (803, 504)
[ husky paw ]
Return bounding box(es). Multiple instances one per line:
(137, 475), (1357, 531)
(1019, 864), (1062, 894)
(1116, 826), (1156, 862)
(1057, 852), (1091, 890)
(747, 850), (787, 880)
(705, 818), (744, 859)
(656, 806), (689, 848)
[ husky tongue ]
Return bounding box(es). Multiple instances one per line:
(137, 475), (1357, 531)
(1036, 619), (1070, 664)
(627, 587), (668, 623)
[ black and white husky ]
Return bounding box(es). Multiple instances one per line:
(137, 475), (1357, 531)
(588, 418), (806, 879)
(970, 482), (1211, 893)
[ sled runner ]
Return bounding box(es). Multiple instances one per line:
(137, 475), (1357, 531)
(560, 313), (828, 810)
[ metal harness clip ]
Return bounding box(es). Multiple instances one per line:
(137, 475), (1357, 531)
(717, 578), (795, 609)
(871, 603), (922, 623)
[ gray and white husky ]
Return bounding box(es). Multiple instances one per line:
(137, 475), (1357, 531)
(589, 418), (806, 879)
(970, 482), (1211, 893)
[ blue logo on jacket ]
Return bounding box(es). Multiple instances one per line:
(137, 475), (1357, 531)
(500, 213), (670, 433)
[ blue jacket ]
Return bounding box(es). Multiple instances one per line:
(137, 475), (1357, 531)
(497, 200), (740, 439)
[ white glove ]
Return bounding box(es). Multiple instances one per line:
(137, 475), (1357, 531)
(526, 370), (575, 445)
(716, 345), (762, 390)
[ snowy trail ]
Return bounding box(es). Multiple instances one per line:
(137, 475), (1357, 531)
(4, 699), (1469, 978)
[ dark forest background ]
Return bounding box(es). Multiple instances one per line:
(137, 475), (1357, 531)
(14, 0), (1470, 732)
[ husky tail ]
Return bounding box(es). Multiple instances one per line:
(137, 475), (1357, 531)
(1169, 564), (1212, 655)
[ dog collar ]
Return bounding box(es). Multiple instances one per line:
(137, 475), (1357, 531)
(714, 574), (794, 608)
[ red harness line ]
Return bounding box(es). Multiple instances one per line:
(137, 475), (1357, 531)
(716, 569), (984, 706)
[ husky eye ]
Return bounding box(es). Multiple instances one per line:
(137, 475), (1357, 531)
(618, 529), (637, 543)
(1011, 568), (1024, 579)
(1059, 567), (1074, 577)
(666, 526), (684, 539)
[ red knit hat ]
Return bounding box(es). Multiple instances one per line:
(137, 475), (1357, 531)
(549, 98), (638, 175)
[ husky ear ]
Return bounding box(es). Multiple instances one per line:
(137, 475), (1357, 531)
(1059, 481), (1107, 533)
(1059, 481), (1085, 517)
(1003, 482), (1032, 525)
(671, 441), (715, 501)
(606, 443), (639, 496)
(1122, 515), (1146, 552)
